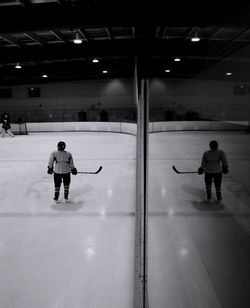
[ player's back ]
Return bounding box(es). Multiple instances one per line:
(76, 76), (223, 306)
(202, 149), (225, 173)
(49, 150), (74, 174)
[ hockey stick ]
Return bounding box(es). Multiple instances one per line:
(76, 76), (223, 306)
(76, 166), (103, 174)
(172, 165), (198, 174)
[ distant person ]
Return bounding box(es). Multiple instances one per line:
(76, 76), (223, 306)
(198, 140), (229, 202)
(47, 141), (77, 203)
(1, 118), (14, 137)
(1, 112), (10, 123)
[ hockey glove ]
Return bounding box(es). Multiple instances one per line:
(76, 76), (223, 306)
(71, 168), (77, 175)
(47, 166), (54, 175)
(222, 166), (229, 174)
(198, 167), (204, 175)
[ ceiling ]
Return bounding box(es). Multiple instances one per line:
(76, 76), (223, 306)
(1, 0), (250, 85)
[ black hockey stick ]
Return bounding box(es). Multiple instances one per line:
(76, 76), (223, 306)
(76, 166), (103, 174)
(172, 165), (198, 174)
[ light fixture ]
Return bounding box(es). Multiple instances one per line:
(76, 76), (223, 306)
(174, 57), (181, 62)
(191, 30), (200, 42)
(102, 70), (108, 74)
(92, 58), (99, 63)
(226, 72), (232, 76)
(73, 32), (82, 44)
(42, 74), (48, 78)
(15, 62), (22, 69)
(165, 69), (171, 73)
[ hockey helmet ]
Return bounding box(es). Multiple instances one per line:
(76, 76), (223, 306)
(57, 141), (66, 151)
(209, 140), (218, 150)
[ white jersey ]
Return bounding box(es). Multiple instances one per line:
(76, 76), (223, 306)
(201, 149), (228, 173)
(48, 150), (75, 174)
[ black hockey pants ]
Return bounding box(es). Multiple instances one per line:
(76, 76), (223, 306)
(53, 173), (71, 199)
(204, 172), (222, 199)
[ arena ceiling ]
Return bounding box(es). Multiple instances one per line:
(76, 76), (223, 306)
(1, 0), (250, 85)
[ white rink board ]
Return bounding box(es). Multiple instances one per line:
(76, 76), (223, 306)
(26, 122), (137, 135)
(24, 121), (248, 136)
(150, 121), (248, 132)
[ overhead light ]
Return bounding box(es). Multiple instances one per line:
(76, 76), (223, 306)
(92, 58), (99, 63)
(174, 57), (181, 62)
(73, 33), (82, 44)
(42, 74), (48, 78)
(226, 72), (232, 76)
(15, 62), (22, 69)
(102, 70), (108, 74)
(165, 69), (171, 73)
(191, 36), (200, 42)
(191, 31), (200, 42)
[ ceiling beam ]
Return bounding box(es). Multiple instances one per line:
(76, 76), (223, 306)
(56, 0), (72, 7)
(24, 32), (45, 46)
(106, 27), (113, 40)
(184, 27), (195, 40)
(162, 27), (168, 39)
(0, 34), (20, 46)
(132, 27), (136, 38)
(18, 0), (31, 8)
(51, 30), (65, 43)
(78, 29), (88, 42)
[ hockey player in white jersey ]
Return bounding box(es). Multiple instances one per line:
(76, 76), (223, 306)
(47, 141), (77, 203)
(198, 140), (229, 202)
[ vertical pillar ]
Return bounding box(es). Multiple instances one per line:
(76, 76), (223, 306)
(134, 57), (149, 308)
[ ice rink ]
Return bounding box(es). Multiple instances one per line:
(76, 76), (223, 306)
(0, 132), (136, 308)
(1, 130), (250, 308)
(148, 131), (250, 308)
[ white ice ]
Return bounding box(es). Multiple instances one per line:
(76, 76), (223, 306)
(1, 130), (250, 308)
(148, 131), (250, 308)
(0, 132), (136, 308)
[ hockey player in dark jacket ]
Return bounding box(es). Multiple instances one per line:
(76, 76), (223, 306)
(47, 141), (77, 203)
(1, 119), (14, 137)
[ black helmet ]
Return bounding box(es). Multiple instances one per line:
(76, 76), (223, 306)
(209, 140), (218, 150)
(57, 141), (66, 151)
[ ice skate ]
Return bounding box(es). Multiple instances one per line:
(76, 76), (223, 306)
(53, 192), (59, 204)
(216, 192), (222, 203)
(206, 192), (211, 203)
(64, 192), (70, 203)
(217, 196), (223, 203)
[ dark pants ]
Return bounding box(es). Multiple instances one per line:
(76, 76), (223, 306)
(53, 173), (71, 199)
(204, 172), (222, 199)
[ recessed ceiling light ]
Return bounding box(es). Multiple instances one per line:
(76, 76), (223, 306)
(102, 70), (108, 74)
(15, 62), (22, 69)
(165, 69), (171, 73)
(174, 57), (181, 62)
(191, 31), (200, 42)
(42, 74), (48, 78)
(73, 33), (82, 44)
(92, 58), (99, 63)
(191, 37), (200, 42)
(226, 72), (232, 76)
